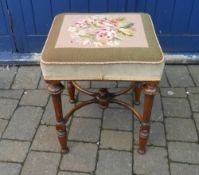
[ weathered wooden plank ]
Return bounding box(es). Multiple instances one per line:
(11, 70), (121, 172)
(188, 0), (199, 34)
(109, 0), (126, 12)
(31, 0), (52, 34)
(0, 36), (14, 52)
(155, 0), (175, 34)
(20, 0), (36, 35)
(159, 35), (199, 52)
(145, 0), (156, 20)
(6, 0), (27, 51)
(136, 0), (146, 12)
(170, 0), (194, 33)
(70, 0), (89, 12)
(126, 0), (136, 12)
(51, 0), (70, 16)
(0, 1), (7, 34)
(89, 0), (108, 12)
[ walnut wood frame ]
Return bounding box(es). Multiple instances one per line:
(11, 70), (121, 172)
(46, 80), (159, 154)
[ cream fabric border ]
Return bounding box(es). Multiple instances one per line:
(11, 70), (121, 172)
(41, 61), (164, 81)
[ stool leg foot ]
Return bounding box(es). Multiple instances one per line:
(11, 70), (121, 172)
(134, 83), (142, 105)
(47, 80), (69, 153)
(138, 81), (158, 154)
(56, 122), (69, 154)
(67, 81), (76, 103)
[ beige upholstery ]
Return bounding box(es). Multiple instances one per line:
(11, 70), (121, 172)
(41, 13), (164, 81)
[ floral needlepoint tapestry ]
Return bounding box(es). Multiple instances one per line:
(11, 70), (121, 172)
(55, 14), (148, 49)
(67, 15), (136, 47)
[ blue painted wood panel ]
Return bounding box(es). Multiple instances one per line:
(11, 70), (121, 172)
(0, 0), (15, 52)
(170, 0), (194, 34)
(1, 0), (199, 52)
(32, 0), (53, 34)
(126, 0), (136, 12)
(154, 0), (175, 34)
(71, 0), (89, 12)
(20, 0), (36, 35)
(109, 0), (126, 12)
(188, 0), (199, 34)
(0, 3), (7, 35)
(89, 0), (108, 12)
(6, 0), (27, 52)
(51, 0), (70, 16)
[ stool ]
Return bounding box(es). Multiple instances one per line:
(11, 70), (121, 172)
(40, 13), (164, 154)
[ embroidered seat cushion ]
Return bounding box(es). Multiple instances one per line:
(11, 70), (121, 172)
(41, 13), (164, 81)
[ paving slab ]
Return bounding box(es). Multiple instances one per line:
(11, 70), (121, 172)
(0, 162), (21, 175)
(108, 87), (132, 94)
(20, 89), (49, 107)
(160, 71), (169, 87)
(62, 81), (78, 96)
(0, 98), (18, 119)
(77, 91), (94, 101)
(3, 106), (43, 140)
(186, 87), (199, 94)
(135, 94), (163, 122)
(170, 163), (199, 175)
(109, 94), (133, 108)
(134, 121), (166, 146)
(165, 118), (198, 142)
(188, 94), (199, 112)
(0, 119), (8, 137)
(165, 65), (194, 87)
(188, 65), (199, 86)
(76, 81), (90, 88)
(58, 172), (89, 175)
(69, 118), (101, 142)
(21, 151), (60, 175)
(134, 146), (169, 175)
(91, 81), (117, 88)
(103, 108), (133, 131)
(96, 150), (132, 175)
(117, 81), (131, 87)
(31, 125), (61, 152)
(41, 95), (74, 126)
(38, 76), (47, 89)
(74, 103), (103, 118)
(168, 142), (199, 164)
(100, 130), (132, 151)
(0, 66), (17, 89)
(0, 140), (30, 162)
(0, 89), (23, 99)
(160, 88), (187, 98)
(12, 66), (41, 89)
(60, 142), (97, 173)
(162, 98), (191, 118)
(193, 113), (199, 133)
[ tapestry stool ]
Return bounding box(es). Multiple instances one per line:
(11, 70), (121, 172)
(40, 13), (164, 154)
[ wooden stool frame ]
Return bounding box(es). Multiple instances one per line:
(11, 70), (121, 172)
(46, 80), (158, 154)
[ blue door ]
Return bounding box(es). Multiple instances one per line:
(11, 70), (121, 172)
(2, 0), (199, 52)
(0, 0), (15, 52)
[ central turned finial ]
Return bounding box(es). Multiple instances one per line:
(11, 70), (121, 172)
(96, 88), (110, 109)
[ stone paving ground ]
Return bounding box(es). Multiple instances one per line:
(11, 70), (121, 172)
(0, 65), (199, 175)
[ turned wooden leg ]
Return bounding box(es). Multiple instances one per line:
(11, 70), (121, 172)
(47, 80), (69, 153)
(67, 81), (76, 103)
(134, 82), (143, 105)
(138, 81), (158, 154)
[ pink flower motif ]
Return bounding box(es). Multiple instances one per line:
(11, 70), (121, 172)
(75, 19), (88, 28)
(98, 18), (118, 27)
(96, 28), (117, 41)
